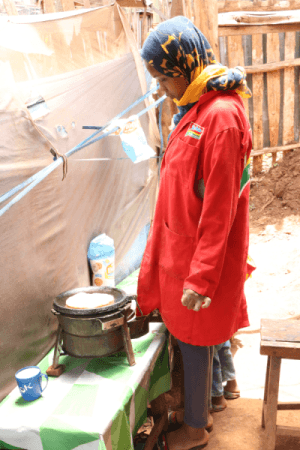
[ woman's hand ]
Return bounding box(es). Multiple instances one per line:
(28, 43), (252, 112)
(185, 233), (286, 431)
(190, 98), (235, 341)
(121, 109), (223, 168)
(181, 289), (211, 312)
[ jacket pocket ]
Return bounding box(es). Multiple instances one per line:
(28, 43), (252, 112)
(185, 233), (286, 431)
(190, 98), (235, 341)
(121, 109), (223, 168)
(159, 221), (196, 280)
(165, 137), (200, 187)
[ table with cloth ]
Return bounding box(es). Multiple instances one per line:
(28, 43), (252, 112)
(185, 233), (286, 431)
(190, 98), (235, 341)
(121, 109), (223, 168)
(0, 271), (171, 450)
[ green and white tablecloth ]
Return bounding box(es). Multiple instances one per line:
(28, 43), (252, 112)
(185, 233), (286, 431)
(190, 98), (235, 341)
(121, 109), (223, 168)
(0, 270), (170, 450)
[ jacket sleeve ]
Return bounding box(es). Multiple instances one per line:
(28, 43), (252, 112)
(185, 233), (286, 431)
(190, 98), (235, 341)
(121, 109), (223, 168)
(183, 126), (244, 299)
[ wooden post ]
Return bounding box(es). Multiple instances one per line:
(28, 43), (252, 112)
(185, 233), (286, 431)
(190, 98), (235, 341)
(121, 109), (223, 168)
(262, 356), (271, 428)
(155, 86), (178, 153)
(194, 0), (219, 60)
(141, 8), (148, 46)
(136, 10), (140, 47)
(264, 356), (281, 450)
(252, 34), (264, 174)
(170, 0), (186, 18)
(267, 32), (281, 165)
(184, 0), (192, 20)
(227, 34), (249, 119)
(283, 32), (296, 152)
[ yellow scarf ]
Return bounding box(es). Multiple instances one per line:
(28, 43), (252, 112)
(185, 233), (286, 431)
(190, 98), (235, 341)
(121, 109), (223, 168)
(174, 65), (252, 107)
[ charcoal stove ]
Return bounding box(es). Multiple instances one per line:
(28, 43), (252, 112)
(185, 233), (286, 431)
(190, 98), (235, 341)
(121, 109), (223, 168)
(47, 286), (150, 377)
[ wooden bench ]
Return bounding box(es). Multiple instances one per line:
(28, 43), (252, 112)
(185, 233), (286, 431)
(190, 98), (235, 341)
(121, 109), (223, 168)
(260, 319), (300, 450)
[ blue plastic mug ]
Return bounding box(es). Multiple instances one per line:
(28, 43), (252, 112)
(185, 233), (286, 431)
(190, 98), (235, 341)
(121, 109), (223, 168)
(15, 366), (48, 402)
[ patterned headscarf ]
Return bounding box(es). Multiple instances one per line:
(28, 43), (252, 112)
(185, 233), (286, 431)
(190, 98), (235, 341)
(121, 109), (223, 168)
(141, 16), (251, 118)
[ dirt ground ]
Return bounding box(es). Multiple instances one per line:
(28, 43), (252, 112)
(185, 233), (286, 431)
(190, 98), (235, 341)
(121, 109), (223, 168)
(136, 149), (300, 450)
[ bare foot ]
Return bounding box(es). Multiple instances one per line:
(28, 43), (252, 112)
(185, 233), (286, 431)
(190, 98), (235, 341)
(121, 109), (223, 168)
(166, 423), (209, 450)
(225, 379), (240, 393)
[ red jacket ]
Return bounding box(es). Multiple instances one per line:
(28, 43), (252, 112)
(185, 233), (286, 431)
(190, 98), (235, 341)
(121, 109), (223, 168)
(137, 90), (252, 346)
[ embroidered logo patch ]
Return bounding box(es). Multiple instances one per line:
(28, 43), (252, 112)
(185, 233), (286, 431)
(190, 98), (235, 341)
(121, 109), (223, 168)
(185, 122), (204, 140)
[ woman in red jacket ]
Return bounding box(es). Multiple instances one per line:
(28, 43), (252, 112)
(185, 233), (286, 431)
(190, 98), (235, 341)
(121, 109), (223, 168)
(138, 16), (252, 450)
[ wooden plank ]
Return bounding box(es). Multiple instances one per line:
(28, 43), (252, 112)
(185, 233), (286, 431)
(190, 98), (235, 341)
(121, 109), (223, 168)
(219, 23), (300, 38)
(116, 0), (144, 7)
(251, 141), (300, 156)
(141, 7), (148, 46)
(283, 32), (296, 147)
(267, 32), (281, 164)
(234, 14), (293, 24)
(194, 0), (220, 60)
(262, 401), (267, 428)
(171, 0), (185, 17)
(185, 0), (192, 21)
(261, 318), (300, 342)
(136, 10), (140, 48)
(277, 402), (300, 410)
(252, 34), (264, 174)
(3, 0), (18, 14)
(165, 0), (170, 19)
(277, 425), (300, 437)
(150, 4), (169, 21)
(227, 34), (244, 67)
(161, 0), (166, 19)
(260, 341), (300, 359)
(218, 0), (300, 13)
(227, 34), (249, 118)
(245, 57), (300, 74)
(117, 4), (160, 146)
(130, 8), (136, 38)
(264, 356), (281, 450)
(262, 356), (270, 428)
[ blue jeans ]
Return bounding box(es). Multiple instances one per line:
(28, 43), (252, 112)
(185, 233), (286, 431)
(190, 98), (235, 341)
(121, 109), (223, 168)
(211, 340), (236, 397)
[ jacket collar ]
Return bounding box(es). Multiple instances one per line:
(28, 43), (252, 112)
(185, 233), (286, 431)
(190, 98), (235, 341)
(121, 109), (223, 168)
(167, 90), (238, 147)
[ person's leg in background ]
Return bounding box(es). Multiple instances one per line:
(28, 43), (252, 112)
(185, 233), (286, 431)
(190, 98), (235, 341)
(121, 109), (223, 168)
(219, 340), (240, 399)
(211, 340), (240, 412)
(211, 342), (227, 411)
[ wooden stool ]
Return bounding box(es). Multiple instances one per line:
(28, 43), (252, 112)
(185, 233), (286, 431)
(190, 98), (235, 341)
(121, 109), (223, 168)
(260, 319), (300, 450)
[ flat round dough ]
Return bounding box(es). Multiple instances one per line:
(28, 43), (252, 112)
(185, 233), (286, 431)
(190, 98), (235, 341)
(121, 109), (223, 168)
(66, 292), (115, 309)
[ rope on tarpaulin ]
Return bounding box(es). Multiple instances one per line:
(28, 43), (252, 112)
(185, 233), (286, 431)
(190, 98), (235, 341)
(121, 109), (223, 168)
(0, 84), (160, 207)
(77, 97), (166, 164)
(0, 88), (166, 218)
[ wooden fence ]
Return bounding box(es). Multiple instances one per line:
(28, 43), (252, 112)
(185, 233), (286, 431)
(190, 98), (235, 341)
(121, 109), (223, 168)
(219, 16), (300, 173)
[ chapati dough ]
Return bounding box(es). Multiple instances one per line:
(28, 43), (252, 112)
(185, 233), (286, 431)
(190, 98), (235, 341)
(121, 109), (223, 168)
(66, 292), (115, 309)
